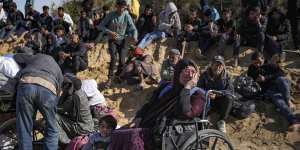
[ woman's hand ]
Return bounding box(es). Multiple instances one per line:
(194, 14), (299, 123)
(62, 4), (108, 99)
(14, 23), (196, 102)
(184, 72), (199, 89)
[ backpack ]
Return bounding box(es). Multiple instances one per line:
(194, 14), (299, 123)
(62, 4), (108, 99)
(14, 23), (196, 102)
(231, 98), (256, 119)
(234, 76), (261, 99)
(66, 135), (89, 150)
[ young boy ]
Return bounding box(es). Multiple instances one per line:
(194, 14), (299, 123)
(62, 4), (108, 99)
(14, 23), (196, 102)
(247, 52), (300, 131)
(81, 115), (117, 150)
(99, 0), (138, 87)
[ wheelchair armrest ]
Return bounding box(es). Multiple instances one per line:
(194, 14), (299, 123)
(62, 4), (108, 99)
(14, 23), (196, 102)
(171, 118), (210, 126)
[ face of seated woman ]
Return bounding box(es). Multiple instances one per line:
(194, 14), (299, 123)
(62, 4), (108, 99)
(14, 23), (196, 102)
(179, 65), (197, 85)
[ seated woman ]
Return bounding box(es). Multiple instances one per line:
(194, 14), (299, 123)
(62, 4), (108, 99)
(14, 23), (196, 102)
(130, 59), (205, 128)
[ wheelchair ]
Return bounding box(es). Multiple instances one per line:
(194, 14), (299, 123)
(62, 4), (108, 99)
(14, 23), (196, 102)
(157, 90), (234, 150)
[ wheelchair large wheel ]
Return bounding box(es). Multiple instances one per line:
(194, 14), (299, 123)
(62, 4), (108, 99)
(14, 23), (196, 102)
(181, 129), (234, 150)
(0, 118), (45, 150)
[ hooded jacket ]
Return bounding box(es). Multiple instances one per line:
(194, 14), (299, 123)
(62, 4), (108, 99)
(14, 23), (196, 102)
(158, 2), (181, 36)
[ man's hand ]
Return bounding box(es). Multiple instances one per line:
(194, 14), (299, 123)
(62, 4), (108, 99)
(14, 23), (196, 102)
(256, 75), (265, 82)
(209, 92), (217, 100)
(185, 24), (194, 32)
(109, 31), (118, 40)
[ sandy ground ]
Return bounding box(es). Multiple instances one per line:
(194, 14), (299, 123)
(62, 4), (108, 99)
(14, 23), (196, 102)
(1, 38), (300, 149)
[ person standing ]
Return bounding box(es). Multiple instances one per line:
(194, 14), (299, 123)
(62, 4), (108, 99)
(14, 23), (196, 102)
(14, 53), (64, 150)
(99, 0), (138, 87)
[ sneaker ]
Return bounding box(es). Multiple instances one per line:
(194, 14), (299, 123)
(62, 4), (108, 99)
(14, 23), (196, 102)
(288, 123), (300, 132)
(217, 120), (226, 133)
(195, 48), (202, 59)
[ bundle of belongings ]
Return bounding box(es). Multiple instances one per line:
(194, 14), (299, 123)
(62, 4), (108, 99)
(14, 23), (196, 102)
(0, 54), (21, 112)
(0, 55), (20, 97)
(81, 79), (114, 118)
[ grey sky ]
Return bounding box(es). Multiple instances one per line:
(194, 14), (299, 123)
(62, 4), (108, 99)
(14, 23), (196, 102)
(15, 0), (63, 14)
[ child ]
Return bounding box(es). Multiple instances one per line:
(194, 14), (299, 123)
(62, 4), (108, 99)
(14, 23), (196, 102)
(81, 115), (117, 150)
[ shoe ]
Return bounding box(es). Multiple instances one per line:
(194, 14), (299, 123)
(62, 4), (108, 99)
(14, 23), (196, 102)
(217, 120), (226, 133)
(195, 48), (202, 59)
(288, 123), (300, 132)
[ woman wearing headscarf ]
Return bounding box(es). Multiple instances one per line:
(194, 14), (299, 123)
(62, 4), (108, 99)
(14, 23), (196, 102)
(130, 59), (205, 128)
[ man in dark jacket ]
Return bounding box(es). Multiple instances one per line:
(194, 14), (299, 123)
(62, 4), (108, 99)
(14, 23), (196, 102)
(287, 0), (300, 50)
(238, 6), (282, 58)
(241, 0), (273, 15)
(136, 4), (157, 40)
(39, 5), (53, 31)
(58, 33), (88, 74)
(247, 52), (300, 131)
(198, 55), (234, 133)
(266, 7), (291, 49)
(24, 3), (40, 30)
(216, 8), (240, 66)
(14, 53), (63, 150)
(57, 74), (94, 144)
(176, 7), (202, 54)
(7, 2), (24, 26)
(77, 10), (93, 42)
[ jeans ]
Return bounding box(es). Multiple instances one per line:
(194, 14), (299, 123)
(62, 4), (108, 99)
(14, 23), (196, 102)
(108, 39), (126, 77)
(176, 32), (199, 53)
(211, 95), (234, 120)
(216, 33), (240, 57)
(198, 33), (213, 54)
(137, 31), (166, 49)
(16, 84), (58, 150)
(267, 77), (296, 124)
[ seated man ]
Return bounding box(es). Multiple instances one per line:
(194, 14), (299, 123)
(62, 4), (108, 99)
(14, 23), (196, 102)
(135, 2), (181, 52)
(24, 4), (40, 30)
(130, 59), (205, 128)
(119, 54), (157, 89)
(216, 8), (240, 66)
(54, 7), (73, 34)
(197, 8), (219, 55)
(238, 6), (282, 58)
(136, 4), (157, 41)
(58, 33), (88, 74)
(176, 8), (202, 54)
(160, 49), (181, 84)
(266, 7), (291, 49)
(197, 56), (234, 133)
(57, 74), (94, 144)
(77, 10), (93, 42)
(247, 52), (300, 131)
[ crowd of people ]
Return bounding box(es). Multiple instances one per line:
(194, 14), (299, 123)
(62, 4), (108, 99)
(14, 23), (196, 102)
(0, 0), (300, 149)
